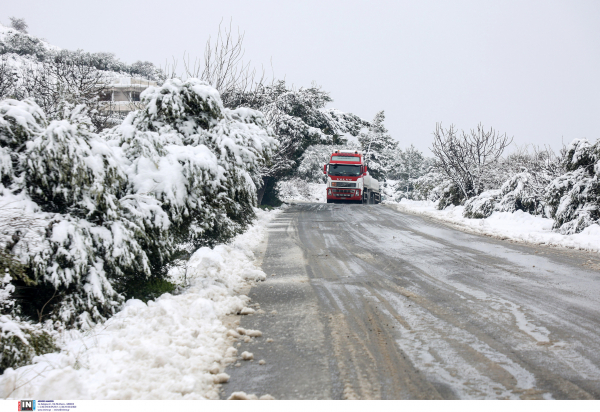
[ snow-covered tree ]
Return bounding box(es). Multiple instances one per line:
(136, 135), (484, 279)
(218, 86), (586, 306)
(358, 111), (397, 181)
(385, 145), (432, 197)
(546, 138), (600, 234)
(228, 81), (367, 204)
(9, 17), (28, 34)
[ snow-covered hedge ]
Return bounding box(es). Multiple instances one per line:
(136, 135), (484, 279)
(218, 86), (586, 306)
(547, 139), (600, 234)
(0, 79), (276, 330)
(463, 172), (545, 219)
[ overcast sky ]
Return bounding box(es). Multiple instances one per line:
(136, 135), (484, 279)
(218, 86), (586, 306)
(2, 0), (599, 154)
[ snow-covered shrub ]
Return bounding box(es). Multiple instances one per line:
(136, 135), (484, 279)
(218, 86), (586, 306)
(547, 139), (600, 234)
(497, 172), (544, 215)
(463, 190), (500, 218)
(0, 79), (276, 327)
(383, 146), (433, 201)
(24, 105), (126, 218)
(0, 318), (56, 374)
(1, 100), (132, 324)
(381, 180), (405, 203)
(0, 274), (56, 373)
(411, 171), (447, 201)
(112, 78), (276, 247)
(409, 170), (464, 209)
(463, 172), (546, 219)
(0, 98), (46, 151)
(437, 181), (464, 210)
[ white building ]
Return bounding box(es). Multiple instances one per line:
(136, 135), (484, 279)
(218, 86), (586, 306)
(100, 77), (157, 114)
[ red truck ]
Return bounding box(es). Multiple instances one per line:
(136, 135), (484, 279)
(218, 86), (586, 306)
(323, 150), (381, 204)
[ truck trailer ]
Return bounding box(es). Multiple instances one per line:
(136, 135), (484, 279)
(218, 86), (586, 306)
(323, 150), (381, 204)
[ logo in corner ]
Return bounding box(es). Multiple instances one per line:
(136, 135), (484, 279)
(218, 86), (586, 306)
(18, 400), (36, 411)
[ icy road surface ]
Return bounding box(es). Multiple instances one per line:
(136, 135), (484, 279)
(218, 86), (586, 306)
(222, 203), (600, 399)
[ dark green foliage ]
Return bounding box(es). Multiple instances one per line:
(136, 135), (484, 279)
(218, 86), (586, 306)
(0, 326), (57, 373)
(119, 276), (177, 303)
(437, 181), (465, 210)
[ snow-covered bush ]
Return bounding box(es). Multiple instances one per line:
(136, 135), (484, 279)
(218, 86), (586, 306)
(463, 190), (500, 219)
(383, 145), (433, 201)
(409, 170), (464, 209)
(0, 273), (56, 373)
(410, 171), (447, 201)
(497, 172), (544, 215)
(547, 139), (600, 234)
(116, 78), (276, 247)
(436, 181), (464, 209)
(0, 79), (276, 328)
(463, 172), (546, 219)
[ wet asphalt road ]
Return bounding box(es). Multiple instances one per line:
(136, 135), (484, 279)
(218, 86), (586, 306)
(221, 203), (600, 399)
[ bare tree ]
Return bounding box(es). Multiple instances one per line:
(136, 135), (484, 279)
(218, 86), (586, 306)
(183, 20), (269, 107)
(9, 17), (28, 34)
(431, 123), (513, 199)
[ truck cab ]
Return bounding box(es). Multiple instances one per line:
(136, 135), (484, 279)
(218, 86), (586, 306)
(324, 150), (381, 204)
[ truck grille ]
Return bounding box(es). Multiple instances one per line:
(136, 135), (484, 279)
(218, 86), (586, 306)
(332, 189), (356, 197)
(332, 182), (356, 188)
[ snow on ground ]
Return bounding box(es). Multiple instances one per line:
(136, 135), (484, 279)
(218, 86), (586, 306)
(388, 199), (600, 253)
(0, 208), (279, 400)
(276, 178), (326, 203)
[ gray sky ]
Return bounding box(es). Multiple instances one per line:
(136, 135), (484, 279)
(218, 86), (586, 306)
(2, 0), (599, 154)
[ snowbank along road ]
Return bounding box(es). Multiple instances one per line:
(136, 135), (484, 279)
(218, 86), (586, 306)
(222, 203), (600, 399)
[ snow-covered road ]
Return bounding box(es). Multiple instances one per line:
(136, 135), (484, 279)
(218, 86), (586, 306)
(222, 203), (600, 399)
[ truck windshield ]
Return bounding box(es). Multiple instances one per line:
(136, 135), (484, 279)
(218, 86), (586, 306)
(329, 164), (361, 176)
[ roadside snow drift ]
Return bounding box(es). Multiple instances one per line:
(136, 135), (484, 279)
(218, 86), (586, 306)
(390, 200), (600, 253)
(0, 208), (278, 400)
